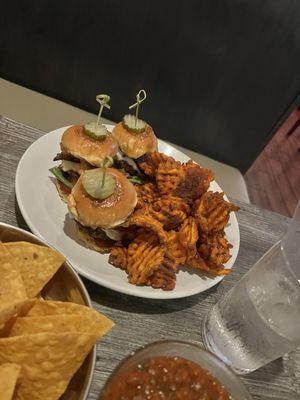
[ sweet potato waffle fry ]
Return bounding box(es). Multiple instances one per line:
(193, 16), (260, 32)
(136, 182), (158, 209)
(108, 151), (239, 290)
(194, 191), (239, 233)
(109, 246), (127, 270)
(178, 217), (199, 248)
(166, 230), (188, 266)
(147, 260), (176, 290)
(150, 196), (189, 230)
(174, 160), (214, 202)
(198, 232), (232, 273)
(129, 214), (167, 243)
(156, 158), (185, 196)
(138, 152), (173, 178)
(127, 233), (166, 285)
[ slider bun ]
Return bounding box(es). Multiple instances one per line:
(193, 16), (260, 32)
(61, 125), (118, 166)
(113, 122), (157, 159)
(68, 168), (137, 229)
(54, 180), (70, 204)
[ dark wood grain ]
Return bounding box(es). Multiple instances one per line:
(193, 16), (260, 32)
(2, 1), (300, 171)
(0, 116), (299, 399)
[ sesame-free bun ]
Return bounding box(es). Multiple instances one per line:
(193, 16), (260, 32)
(68, 168), (137, 229)
(54, 180), (70, 204)
(61, 125), (118, 166)
(113, 122), (157, 159)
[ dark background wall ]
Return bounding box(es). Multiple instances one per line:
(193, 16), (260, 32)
(1, 0), (300, 172)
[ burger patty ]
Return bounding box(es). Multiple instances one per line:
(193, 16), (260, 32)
(54, 152), (145, 180)
(77, 223), (109, 240)
(113, 157), (145, 179)
(53, 152), (80, 162)
(64, 170), (80, 180)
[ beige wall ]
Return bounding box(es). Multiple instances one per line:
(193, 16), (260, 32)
(0, 78), (249, 202)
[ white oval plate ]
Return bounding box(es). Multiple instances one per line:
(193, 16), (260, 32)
(15, 125), (240, 299)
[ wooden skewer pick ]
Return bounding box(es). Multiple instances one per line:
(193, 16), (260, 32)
(101, 156), (113, 188)
(101, 168), (106, 188)
(129, 89), (147, 127)
(96, 94), (111, 127)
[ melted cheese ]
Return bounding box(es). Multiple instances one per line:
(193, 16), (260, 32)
(61, 160), (82, 173)
(103, 229), (123, 241)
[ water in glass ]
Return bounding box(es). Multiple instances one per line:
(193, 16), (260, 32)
(203, 241), (300, 374)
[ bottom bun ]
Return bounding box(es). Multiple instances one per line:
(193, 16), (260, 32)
(75, 223), (113, 254)
(55, 180), (70, 203)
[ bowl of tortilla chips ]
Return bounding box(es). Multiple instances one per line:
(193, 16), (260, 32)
(0, 222), (114, 400)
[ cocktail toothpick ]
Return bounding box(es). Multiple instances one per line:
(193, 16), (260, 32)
(101, 156), (113, 188)
(96, 94), (111, 127)
(129, 89), (147, 127)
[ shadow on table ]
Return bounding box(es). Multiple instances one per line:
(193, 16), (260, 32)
(14, 195), (30, 231)
(244, 357), (285, 383)
(83, 277), (221, 315)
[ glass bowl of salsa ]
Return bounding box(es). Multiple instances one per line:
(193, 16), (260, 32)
(100, 340), (252, 400)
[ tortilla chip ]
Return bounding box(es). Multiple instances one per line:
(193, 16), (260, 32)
(25, 299), (105, 318)
(0, 244), (28, 326)
(10, 313), (113, 338)
(0, 332), (98, 400)
(0, 301), (32, 330)
(0, 244), (27, 302)
(3, 242), (65, 298)
(0, 363), (21, 400)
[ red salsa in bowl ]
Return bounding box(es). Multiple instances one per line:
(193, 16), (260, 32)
(102, 355), (230, 400)
(100, 341), (252, 400)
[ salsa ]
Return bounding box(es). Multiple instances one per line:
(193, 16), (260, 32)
(101, 356), (231, 400)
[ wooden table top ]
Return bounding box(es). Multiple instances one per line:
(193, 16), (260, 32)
(0, 115), (299, 400)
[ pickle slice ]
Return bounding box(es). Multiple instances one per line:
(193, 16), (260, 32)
(122, 114), (147, 133)
(82, 169), (116, 199)
(83, 122), (108, 140)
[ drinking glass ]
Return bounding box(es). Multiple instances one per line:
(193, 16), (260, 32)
(202, 201), (300, 374)
(100, 340), (252, 399)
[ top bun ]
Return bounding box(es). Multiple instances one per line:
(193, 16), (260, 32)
(113, 122), (157, 159)
(68, 168), (137, 229)
(61, 125), (118, 167)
